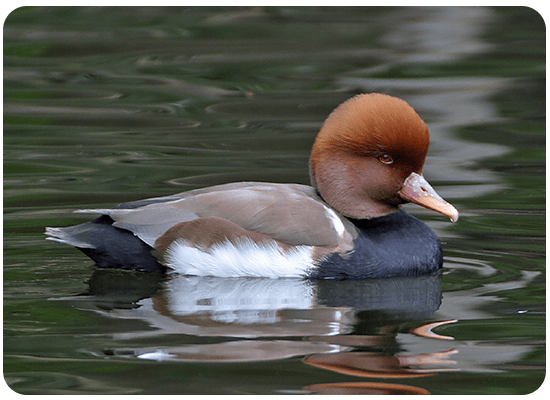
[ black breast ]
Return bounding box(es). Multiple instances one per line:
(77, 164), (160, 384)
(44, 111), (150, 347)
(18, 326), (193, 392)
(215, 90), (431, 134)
(311, 210), (443, 280)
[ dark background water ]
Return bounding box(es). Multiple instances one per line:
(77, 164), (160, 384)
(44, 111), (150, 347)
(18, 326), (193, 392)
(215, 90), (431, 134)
(3, 6), (545, 395)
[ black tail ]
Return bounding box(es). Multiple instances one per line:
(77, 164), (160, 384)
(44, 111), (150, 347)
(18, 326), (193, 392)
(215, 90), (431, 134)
(46, 215), (166, 273)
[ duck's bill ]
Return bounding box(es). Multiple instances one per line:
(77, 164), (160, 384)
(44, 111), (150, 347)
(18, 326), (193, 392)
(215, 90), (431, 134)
(398, 172), (459, 223)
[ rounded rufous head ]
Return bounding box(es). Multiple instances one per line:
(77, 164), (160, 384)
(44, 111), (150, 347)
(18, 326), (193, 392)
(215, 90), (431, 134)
(309, 93), (457, 222)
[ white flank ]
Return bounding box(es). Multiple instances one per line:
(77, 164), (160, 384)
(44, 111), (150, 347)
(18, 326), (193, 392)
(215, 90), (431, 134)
(165, 238), (314, 279)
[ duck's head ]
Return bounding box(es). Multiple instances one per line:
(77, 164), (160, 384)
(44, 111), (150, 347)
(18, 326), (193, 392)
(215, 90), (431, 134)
(309, 93), (458, 222)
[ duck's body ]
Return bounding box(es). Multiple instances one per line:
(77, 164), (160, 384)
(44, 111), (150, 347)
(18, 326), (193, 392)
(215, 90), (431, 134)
(46, 93), (458, 279)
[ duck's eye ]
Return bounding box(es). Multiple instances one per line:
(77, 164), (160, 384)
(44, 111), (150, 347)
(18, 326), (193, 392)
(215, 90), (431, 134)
(378, 154), (394, 164)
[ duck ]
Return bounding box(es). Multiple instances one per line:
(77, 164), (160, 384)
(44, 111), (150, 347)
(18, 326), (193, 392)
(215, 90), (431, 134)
(46, 93), (458, 280)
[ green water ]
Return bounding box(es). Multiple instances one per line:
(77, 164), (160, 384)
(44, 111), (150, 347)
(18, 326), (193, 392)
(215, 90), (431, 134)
(3, 6), (545, 395)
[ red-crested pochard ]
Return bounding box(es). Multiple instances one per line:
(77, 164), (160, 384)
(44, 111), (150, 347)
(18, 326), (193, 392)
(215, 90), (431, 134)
(46, 93), (458, 279)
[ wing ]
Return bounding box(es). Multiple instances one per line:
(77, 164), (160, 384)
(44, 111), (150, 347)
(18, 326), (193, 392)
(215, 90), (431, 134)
(77, 182), (358, 250)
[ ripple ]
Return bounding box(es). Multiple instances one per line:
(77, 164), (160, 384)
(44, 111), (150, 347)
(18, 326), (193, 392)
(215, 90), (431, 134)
(5, 371), (140, 395)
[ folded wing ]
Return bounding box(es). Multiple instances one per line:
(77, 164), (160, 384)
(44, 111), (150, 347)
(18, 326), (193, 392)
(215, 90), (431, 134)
(77, 182), (357, 251)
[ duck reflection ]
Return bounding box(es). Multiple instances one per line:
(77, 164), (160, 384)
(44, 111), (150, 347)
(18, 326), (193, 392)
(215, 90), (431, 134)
(82, 270), (460, 393)
(304, 382), (431, 395)
(84, 270), (442, 339)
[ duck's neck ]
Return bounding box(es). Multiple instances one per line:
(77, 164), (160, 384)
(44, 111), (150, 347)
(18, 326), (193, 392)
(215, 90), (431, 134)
(311, 158), (401, 220)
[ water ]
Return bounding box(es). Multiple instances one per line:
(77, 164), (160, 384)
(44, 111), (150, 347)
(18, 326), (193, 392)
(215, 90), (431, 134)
(3, 6), (545, 395)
